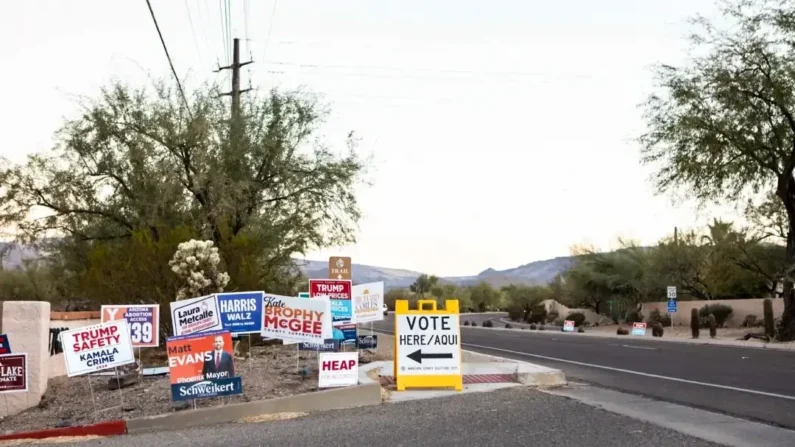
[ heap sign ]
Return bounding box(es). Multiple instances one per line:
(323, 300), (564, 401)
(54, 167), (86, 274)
(328, 257), (351, 280)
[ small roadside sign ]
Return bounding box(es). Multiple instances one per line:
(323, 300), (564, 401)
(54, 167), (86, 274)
(667, 299), (677, 313)
(328, 256), (352, 280)
(0, 353), (27, 393)
(667, 286), (677, 299)
(394, 299), (462, 391)
(318, 352), (358, 388)
(631, 322), (647, 336)
(562, 320), (575, 332)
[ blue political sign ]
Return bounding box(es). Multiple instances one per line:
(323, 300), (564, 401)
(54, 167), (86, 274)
(667, 299), (677, 313)
(0, 334), (10, 354)
(357, 334), (378, 350)
(336, 324), (357, 347)
(298, 339), (338, 352)
(217, 291), (264, 334)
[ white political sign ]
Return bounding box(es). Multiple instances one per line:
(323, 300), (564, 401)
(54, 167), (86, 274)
(396, 314), (461, 376)
(170, 294), (223, 336)
(352, 282), (384, 324)
(61, 320), (136, 377)
(318, 352), (358, 388)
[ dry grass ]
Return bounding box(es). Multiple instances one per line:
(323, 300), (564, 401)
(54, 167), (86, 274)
(236, 412), (308, 424)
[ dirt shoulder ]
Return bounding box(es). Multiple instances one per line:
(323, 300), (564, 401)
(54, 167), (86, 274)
(0, 344), (322, 434)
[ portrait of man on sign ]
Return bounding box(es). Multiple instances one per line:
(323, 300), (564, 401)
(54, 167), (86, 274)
(201, 334), (234, 379)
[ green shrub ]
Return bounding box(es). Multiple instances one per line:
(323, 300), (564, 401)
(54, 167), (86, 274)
(483, 319), (493, 328)
(507, 304), (524, 322)
(707, 314), (717, 338)
(553, 319), (564, 327)
(565, 312), (587, 327)
(647, 309), (672, 327)
(527, 304), (548, 324)
(698, 304), (733, 328)
(763, 299), (775, 337)
(616, 326), (629, 335)
(463, 320), (471, 326)
(471, 321), (478, 327)
(690, 308), (700, 338)
(625, 309), (644, 324)
(577, 326), (585, 333)
(530, 323), (537, 330)
(538, 324), (545, 331)
(505, 323), (513, 329)
(742, 314), (762, 328)
(651, 323), (664, 337)
(546, 310), (559, 323)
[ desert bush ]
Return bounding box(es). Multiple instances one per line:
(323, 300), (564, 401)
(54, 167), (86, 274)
(463, 321), (470, 326)
(546, 310), (559, 323)
(763, 299), (775, 337)
(565, 312), (587, 327)
(471, 321), (478, 327)
(707, 314), (717, 338)
(483, 319), (494, 328)
(647, 309), (672, 327)
(553, 319), (564, 327)
(527, 304), (548, 324)
(742, 314), (761, 328)
(507, 304), (524, 322)
(651, 323), (664, 337)
(690, 308), (700, 338)
(530, 323), (537, 330)
(625, 309), (644, 324)
(698, 304), (733, 328)
(577, 326), (585, 333)
(538, 324), (545, 331)
(616, 327), (629, 335)
(505, 323), (513, 329)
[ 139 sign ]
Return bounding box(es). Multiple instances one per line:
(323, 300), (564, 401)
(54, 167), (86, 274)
(101, 304), (160, 348)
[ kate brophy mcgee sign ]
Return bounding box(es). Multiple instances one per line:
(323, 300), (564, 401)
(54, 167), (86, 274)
(61, 320), (136, 377)
(0, 353), (28, 393)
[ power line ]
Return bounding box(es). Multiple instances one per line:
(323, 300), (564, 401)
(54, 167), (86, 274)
(262, 0), (279, 65)
(144, 0), (193, 120)
(184, 0), (203, 60)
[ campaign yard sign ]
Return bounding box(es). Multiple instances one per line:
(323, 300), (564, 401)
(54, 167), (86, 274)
(352, 282), (384, 324)
(261, 294), (332, 343)
(170, 295), (223, 336)
(217, 291), (265, 334)
(0, 353), (27, 393)
(167, 330), (242, 401)
(62, 320), (136, 377)
(101, 305), (160, 348)
(298, 339), (339, 352)
(356, 335), (378, 350)
(0, 334), (11, 354)
(309, 279), (353, 324)
(318, 352), (358, 388)
(335, 324), (357, 347)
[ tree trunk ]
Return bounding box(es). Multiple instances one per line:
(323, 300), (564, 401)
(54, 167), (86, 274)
(778, 187), (795, 341)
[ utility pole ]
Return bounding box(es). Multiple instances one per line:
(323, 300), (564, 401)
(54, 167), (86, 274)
(216, 38), (253, 135)
(674, 226), (679, 245)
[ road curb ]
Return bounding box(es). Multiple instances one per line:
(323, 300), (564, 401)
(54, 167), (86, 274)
(126, 383), (383, 434)
(0, 420), (127, 441)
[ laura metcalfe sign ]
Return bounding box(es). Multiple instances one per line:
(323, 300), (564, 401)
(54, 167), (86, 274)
(170, 295), (223, 336)
(328, 256), (351, 280)
(61, 320), (136, 377)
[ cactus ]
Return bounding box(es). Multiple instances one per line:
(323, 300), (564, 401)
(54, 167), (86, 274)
(763, 298), (775, 338)
(690, 308), (700, 338)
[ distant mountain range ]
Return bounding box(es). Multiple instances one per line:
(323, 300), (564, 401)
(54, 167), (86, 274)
(297, 256), (576, 289)
(0, 242), (576, 289)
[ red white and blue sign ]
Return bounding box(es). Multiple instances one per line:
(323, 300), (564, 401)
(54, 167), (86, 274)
(0, 334), (11, 354)
(309, 279), (353, 324)
(217, 291), (264, 334)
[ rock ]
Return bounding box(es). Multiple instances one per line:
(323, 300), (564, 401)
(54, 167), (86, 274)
(122, 405), (136, 412)
(107, 373), (139, 390)
(173, 401), (191, 412)
(55, 420), (72, 428)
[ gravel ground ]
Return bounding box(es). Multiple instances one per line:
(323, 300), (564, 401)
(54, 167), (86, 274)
(0, 343), (389, 434)
(37, 387), (722, 447)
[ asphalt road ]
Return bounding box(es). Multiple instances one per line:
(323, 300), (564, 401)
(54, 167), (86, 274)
(46, 388), (720, 447)
(377, 313), (795, 429)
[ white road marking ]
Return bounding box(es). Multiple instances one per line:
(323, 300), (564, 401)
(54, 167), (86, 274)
(461, 342), (795, 402)
(621, 344), (656, 350)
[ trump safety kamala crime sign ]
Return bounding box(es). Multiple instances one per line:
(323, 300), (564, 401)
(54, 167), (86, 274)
(61, 320), (136, 377)
(261, 294), (333, 343)
(101, 304), (160, 348)
(170, 294), (223, 336)
(167, 330), (242, 401)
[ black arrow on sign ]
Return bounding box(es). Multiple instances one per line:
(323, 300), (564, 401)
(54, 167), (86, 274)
(406, 349), (453, 364)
